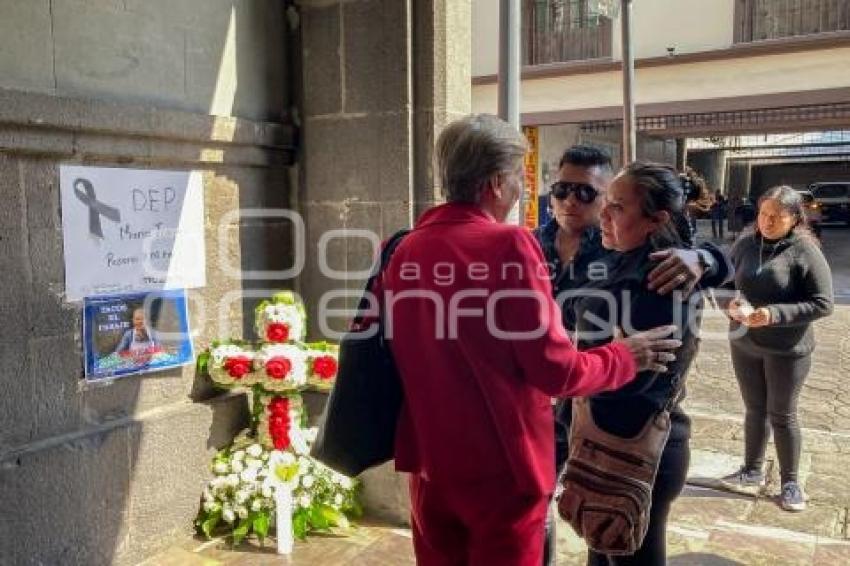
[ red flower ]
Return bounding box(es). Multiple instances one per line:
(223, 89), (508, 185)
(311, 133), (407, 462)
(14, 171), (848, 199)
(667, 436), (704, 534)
(265, 356), (292, 380)
(223, 356), (252, 379)
(312, 356), (338, 380)
(267, 397), (292, 450)
(271, 429), (291, 450)
(268, 397), (290, 415)
(266, 323), (290, 343)
(269, 415), (288, 428)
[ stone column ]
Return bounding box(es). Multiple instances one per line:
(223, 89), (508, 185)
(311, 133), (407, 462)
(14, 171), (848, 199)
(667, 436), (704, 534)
(298, 0), (471, 525)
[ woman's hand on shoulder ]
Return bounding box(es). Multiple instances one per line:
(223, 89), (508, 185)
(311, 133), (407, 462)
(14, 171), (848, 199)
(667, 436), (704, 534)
(613, 325), (682, 373)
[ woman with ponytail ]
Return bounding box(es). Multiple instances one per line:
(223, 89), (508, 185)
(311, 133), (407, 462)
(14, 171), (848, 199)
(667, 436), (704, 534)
(562, 161), (705, 565)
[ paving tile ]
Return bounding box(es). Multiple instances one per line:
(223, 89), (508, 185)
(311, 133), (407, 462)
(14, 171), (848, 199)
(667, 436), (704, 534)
(813, 542), (850, 564)
(705, 529), (816, 566)
(671, 487), (756, 526)
(746, 499), (843, 538)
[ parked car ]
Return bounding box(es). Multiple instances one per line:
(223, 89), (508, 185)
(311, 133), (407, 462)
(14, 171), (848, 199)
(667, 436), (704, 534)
(810, 182), (850, 225)
(797, 189), (822, 238)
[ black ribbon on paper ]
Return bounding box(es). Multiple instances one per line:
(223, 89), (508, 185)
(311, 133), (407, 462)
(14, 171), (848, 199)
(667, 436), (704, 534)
(74, 178), (121, 238)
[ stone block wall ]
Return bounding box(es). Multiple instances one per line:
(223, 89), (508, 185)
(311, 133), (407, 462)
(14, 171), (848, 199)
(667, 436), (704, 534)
(0, 87), (295, 564)
(297, 0), (472, 526)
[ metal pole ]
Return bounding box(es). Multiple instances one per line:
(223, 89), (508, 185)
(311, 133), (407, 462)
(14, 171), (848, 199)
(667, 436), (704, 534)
(620, 0), (636, 163)
(498, 0), (521, 129)
(498, 0), (522, 224)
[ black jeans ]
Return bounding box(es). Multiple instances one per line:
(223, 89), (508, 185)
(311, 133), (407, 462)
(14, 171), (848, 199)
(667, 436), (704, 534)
(711, 218), (725, 239)
(544, 417), (689, 566)
(730, 343), (811, 484)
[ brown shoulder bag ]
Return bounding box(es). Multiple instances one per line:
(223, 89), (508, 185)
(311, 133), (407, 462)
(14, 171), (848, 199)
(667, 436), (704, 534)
(556, 396), (674, 556)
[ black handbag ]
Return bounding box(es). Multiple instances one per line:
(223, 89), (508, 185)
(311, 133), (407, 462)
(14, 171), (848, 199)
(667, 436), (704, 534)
(310, 229), (410, 477)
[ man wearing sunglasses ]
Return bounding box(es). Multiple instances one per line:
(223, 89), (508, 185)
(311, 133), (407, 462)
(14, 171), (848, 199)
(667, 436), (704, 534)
(535, 145), (731, 565)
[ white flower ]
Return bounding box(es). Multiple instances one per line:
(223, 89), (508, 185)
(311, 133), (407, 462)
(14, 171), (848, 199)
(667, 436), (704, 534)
(203, 487), (214, 502)
(290, 430), (309, 455)
(262, 485), (274, 498)
(245, 457), (263, 471)
(334, 493), (344, 507)
(232, 450), (245, 461)
(298, 458), (311, 474)
(213, 461), (229, 475)
(279, 451), (296, 466)
(230, 459), (245, 474)
(251, 498), (264, 512)
(236, 506), (249, 519)
(246, 444), (263, 458)
(241, 468), (259, 484)
(301, 475), (315, 489)
(203, 500), (221, 513)
(226, 474), (240, 488)
(333, 473), (353, 489)
(299, 494), (312, 508)
(222, 508), (235, 523)
(235, 489), (250, 504)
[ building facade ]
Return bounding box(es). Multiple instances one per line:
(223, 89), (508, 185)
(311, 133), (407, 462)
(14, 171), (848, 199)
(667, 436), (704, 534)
(473, 0), (850, 194)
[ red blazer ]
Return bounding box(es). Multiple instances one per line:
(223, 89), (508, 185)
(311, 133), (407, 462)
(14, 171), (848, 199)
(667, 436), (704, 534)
(376, 203), (637, 496)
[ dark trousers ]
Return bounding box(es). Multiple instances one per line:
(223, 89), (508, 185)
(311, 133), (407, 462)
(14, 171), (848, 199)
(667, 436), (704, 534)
(711, 218), (725, 239)
(730, 343), (811, 484)
(545, 418), (689, 566)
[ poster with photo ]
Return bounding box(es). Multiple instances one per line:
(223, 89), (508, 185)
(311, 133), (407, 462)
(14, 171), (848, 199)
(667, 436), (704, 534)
(83, 289), (194, 381)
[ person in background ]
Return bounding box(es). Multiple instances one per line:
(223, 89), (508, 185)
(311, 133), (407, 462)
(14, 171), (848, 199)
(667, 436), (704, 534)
(374, 115), (682, 566)
(712, 193), (728, 240)
(720, 186), (834, 512)
(684, 168), (712, 240)
(533, 147), (731, 565)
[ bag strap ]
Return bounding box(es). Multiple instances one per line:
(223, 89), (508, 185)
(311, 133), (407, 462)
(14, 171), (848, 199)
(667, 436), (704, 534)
(351, 228), (411, 327)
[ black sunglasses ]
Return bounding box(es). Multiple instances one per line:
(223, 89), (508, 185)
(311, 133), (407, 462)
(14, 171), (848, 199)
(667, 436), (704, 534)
(550, 182), (599, 204)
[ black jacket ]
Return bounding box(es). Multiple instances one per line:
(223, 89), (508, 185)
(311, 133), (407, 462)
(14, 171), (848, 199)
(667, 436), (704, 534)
(725, 231), (834, 356)
(564, 243), (702, 439)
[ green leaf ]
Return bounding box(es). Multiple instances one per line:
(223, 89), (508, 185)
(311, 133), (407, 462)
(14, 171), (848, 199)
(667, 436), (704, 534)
(199, 510), (221, 539)
(231, 517), (251, 546)
(293, 510), (309, 540)
(318, 504), (347, 528)
(196, 351), (210, 376)
(253, 512), (270, 542)
(309, 506), (331, 531)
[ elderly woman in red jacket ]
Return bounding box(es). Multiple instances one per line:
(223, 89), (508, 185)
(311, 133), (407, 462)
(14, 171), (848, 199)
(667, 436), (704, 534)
(373, 114), (682, 566)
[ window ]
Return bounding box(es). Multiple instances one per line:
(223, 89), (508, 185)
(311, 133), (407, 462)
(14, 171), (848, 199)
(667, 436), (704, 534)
(735, 0), (850, 43)
(523, 0), (614, 65)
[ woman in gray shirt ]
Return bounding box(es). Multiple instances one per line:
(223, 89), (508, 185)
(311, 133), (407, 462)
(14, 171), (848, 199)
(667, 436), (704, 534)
(720, 186), (834, 511)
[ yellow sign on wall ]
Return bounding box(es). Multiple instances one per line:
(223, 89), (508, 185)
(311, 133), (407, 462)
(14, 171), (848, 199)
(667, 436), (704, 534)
(523, 126), (539, 229)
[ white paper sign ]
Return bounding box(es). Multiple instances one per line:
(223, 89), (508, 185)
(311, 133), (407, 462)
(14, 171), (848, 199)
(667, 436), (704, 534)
(60, 165), (206, 301)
